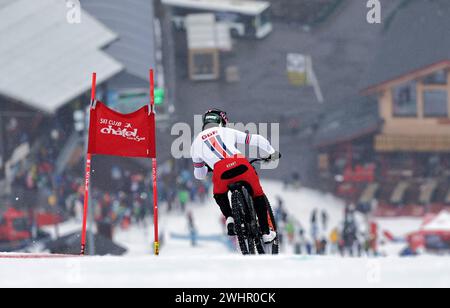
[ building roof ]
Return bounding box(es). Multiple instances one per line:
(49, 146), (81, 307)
(365, 0), (450, 91)
(162, 0), (271, 15)
(81, 0), (156, 82)
(185, 14), (232, 51)
(0, 0), (124, 113)
(186, 14), (217, 49)
(313, 96), (381, 148)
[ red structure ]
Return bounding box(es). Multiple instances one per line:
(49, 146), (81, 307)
(0, 208), (31, 243)
(81, 71), (159, 256)
(407, 211), (450, 252)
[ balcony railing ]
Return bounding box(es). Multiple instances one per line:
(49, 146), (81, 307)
(375, 134), (450, 152)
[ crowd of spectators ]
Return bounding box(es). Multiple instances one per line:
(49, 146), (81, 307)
(59, 159), (210, 233)
(3, 109), (209, 237)
(274, 200), (378, 257)
(9, 118), (68, 210)
(2, 116), (31, 162)
(3, 111), (378, 257)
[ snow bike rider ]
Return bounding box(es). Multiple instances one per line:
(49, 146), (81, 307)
(191, 109), (281, 244)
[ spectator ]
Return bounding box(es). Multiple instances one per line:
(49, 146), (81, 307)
(187, 211), (198, 247)
(294, 228), (308, 255)
(342, 217), (358, 257)
(178, 188), (190, 213)
(321, 210), (329, 231)
(285, 220), (295, 244)
(319, 237), (328, 255)
(329, 227), (340, 255)
(311, 208), (318, 225)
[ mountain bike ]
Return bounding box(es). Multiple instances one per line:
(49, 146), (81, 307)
(229, 158), (279, 255)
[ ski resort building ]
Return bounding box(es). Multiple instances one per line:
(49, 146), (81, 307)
(0, 0), (128, 250)
(0, 0), (124, 190)
(82, 0), (170, 115)
(0, 0), (174, 254)
(314, 0), (450, 217)
(0, 0), (164, 188)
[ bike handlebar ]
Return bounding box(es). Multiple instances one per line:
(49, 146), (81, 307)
(249, 158), (271, 165)
(250, 152), (281, 165)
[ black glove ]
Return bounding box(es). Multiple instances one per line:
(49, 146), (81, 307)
(266, 151), (282, 162)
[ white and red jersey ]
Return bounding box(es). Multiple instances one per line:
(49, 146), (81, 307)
(191, 127), (275, 180)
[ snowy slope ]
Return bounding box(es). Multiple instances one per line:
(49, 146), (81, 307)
(264, 181), (347, 232)
(115, 199), (231, 257)
(39, 181), (423, 257)
(4, 181), (449, 288)
(111, 181), (349, 256)
(0, 254), (449, 288)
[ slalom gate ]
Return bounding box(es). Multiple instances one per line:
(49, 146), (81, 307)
(1, 69), (159, 259)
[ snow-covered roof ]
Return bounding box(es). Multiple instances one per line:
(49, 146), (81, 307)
(186, 14), (217, 49)
(0, 0), (124, 113)
(162, 0), (270, 16)
(81, 0), (157, 82)
(186, 14), (232, 51)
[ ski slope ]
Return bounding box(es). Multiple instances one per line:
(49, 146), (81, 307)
(0, 254), (449, 288)
(115, 181), (351, 256)
(40, 181), (423, 257)
(2, 181), (449, 288)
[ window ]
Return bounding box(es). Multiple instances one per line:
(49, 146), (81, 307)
(260, 8), (271, 26)
(173, 7), (199, 17)
(392, 81), (417, 117)
(215, 12), (240, 23)
(423, 90), (448, 117)
(193, 53), (215, 75)
(237, 14), (256, 36)
(423, 70), (448, 85)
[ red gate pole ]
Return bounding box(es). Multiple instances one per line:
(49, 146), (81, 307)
(80, 72), (96, 255)
(150, 69), (160, 256)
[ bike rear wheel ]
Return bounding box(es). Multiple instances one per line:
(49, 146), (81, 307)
(231, 190), (251, 255)
(231, 187), (266, 255)
(241, 188), (265, 255)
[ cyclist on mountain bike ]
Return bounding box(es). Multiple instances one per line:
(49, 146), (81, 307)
(191, 109), (281, 244)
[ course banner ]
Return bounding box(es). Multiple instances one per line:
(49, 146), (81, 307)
(88, 101), (156, 159)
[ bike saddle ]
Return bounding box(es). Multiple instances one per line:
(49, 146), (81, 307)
(228, 181), (254, 196)
(221, 165), (248, 180)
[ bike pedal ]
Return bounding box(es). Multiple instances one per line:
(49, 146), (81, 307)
(227, 223), (237, 236)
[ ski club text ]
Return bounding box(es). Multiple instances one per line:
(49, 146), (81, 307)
(99, 118), (146, 142)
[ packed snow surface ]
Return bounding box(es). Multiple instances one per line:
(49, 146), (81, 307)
(1, 181), (449, 288)
(0, 254), (449, 288)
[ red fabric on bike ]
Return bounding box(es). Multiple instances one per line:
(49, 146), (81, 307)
(213, 158), (264, 197)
